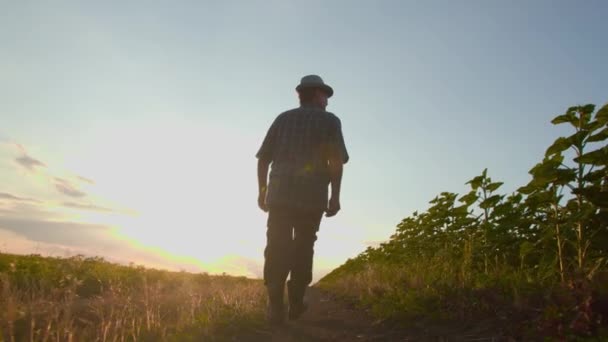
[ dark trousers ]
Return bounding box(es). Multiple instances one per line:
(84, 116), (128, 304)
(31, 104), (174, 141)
(263, 207), (323, 293)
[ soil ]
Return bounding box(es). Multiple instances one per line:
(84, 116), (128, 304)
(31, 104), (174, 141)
(238, 287), (509, 342)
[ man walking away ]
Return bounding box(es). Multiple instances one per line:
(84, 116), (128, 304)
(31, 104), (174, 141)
(256, 75), (349, 326)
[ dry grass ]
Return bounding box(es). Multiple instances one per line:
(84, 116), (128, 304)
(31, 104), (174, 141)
(0, 253), (267, 341)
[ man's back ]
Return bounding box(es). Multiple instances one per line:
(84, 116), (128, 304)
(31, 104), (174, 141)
(256, 104), (348, 211)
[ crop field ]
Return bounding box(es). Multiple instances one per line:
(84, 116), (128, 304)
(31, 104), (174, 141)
(319, 103), (608, 340)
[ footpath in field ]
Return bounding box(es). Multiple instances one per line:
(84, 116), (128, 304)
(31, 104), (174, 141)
(240, 287), (504, 342)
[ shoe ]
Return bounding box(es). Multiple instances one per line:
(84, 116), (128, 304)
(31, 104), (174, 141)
(267, 305), (285, 326)
(288, 301), (308, 320)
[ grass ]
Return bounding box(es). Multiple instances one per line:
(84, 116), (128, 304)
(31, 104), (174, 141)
(0, 252), (267, 341)
(318, 259), (608, 340)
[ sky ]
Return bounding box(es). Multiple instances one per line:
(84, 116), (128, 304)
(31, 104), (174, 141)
(1, 1), (607, 282)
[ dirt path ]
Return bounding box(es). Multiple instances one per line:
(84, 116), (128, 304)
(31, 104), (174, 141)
(238, 287), (504, 342)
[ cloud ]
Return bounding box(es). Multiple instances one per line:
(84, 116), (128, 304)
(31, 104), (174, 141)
(15, 154), (46, 171)
(0, 228), (91, 258)
(0, 192), (23, 200)
(12, 143), (47, 172)
(0, 217), (107, 244)
(0, 196), (177, 270)
(76, 175), (95, 185)
(0, 226), (129, 266)
(0, 202), (61, 220)
(9, 143), (93, 199)
(0, 218), (163, 264)
(54, 177), (86, 197)
(62, 201), (113, 212)
(6, 143), (100, 202)
(0, 219), (214, 273)
(0, 192), (41, 203)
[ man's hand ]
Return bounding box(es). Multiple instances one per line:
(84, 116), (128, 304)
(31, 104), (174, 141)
(258, 191), (268, 212)
(257, 160), (270, 213)
(325, 197), (340, 217)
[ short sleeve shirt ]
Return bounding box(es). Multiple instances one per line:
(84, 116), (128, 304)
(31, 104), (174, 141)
(256, 104), (349, 211)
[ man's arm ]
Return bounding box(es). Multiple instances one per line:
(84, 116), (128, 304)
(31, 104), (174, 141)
(256, 117), (279, 212)
(257, 158), (270, 212)
(326, 158), (343, 217)
(326, 116), (348, 217)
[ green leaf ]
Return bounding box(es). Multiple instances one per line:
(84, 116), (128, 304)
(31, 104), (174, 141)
(572, 186), (608, 208)
(575, 147), (608, 166)
(545, 137), (572, 156)
(582, 104), (596, 113)
(566, 106), (578, 113)
(530, 156), (563, 179)
(596, 103), (608, 124)
(570, 130), (588, 147)
(518, 183), (536, 195)
(553, 169), (576, 186)
(466, 175), (484, 190)
(551, 113), (577, 127)
(527, 190), (556, 206)
(480, 194), (503, 209)
(453, 204), (470, 215)
(510, 193), (523, 203)
(580, 104), (596, 124)
(583, 169), (606, 183)
(458, 191), (478, 206)
(587, 127), (608, 143)
(486, 182), (503, 192)
(587, 119), (605, 131)
(525, 161), (557, 191)
(528, 162), (544, 176)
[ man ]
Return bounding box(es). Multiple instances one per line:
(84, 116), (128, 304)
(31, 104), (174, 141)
(256, 75), (349, 325)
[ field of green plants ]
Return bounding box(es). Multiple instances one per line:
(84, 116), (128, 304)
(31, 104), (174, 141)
(0, 253), (266, 341)
(319, 103), (608, 340)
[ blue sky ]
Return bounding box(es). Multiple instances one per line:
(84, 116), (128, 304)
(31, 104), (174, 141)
(1, 1), (607, 281)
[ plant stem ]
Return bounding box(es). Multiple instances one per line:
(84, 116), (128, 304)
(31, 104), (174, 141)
(552, 198), (565, 283)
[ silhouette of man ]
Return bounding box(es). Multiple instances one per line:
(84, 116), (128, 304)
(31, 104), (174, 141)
(256, 75), (349, 325)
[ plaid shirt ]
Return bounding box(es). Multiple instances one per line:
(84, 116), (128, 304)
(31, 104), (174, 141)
(256, 104), (349, 211)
